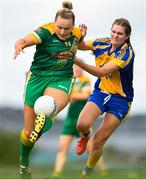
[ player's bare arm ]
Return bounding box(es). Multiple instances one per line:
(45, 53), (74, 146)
(14, 37), (36, 60)
(74, 58), (120, 77)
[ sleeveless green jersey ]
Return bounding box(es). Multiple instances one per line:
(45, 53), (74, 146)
(27, 23), (82, 77)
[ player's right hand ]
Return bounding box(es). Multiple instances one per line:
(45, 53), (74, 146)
(13, 46), (24, 60)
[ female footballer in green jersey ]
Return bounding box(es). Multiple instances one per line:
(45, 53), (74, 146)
(13, 1), (85, 178)
(74, 18), (135, 178)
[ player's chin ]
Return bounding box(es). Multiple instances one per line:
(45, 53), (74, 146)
(57, 34), (65, 40)
(111, 40), (120, 46)
(59, 34), (70, 40)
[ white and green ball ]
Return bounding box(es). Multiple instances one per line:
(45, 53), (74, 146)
(34, 95), (57, 118)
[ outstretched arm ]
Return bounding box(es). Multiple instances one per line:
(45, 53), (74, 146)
(14, 36), (36, 60)
(74, 58), (120, 77)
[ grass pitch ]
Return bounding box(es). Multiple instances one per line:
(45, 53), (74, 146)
(0, 162), (146, 179)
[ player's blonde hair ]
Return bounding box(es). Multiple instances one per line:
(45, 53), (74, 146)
(55, 1), (75, 25)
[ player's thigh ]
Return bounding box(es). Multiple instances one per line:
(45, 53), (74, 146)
(77, 102), (101, 129)
(94, 112), (121, 144)
(44, 88), (70, 113)
(43, 76), (74, 113)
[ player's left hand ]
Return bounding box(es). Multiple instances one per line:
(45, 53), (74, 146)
(79, 24), (87, 40)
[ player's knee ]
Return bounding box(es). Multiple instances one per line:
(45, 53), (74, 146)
(34, 95), (58, 118)
(58, 145), (65, 153)
(77, 122), (90, 132)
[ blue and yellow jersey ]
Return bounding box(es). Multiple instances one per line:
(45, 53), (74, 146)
(88, 37), (135, 101)
(27, 22), (82, 77)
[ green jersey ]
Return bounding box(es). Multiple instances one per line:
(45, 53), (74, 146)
(61, 75), (91, 137)
(68, 75), (91, 117)
(27, 22), (82, 77)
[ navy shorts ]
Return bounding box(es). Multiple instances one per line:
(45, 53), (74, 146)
(88, 89), (132, 121)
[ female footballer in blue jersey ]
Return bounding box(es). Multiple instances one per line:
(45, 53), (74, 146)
(74, 18), (135, 177)
(13, 1), (86, 178)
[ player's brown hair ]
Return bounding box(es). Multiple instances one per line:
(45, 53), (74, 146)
(112, 18), (132, 44)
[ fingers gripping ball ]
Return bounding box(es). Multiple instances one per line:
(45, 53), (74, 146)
(34, 96), (57, 118)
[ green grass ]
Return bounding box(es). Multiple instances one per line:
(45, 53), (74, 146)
(0, 131), (146, 179)
(0, 131), (19, 165)
(0, 163), (146, 179)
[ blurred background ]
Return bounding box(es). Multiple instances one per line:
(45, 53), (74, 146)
(0, 0), (146, 178)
